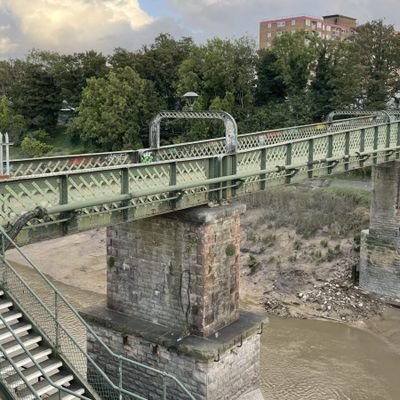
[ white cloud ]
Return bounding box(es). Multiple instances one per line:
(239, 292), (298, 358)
(0, 0), (399, 56)
(0, 37), (17, 53)
(168, 0), (400, 41)
(4, 0), (154, 52)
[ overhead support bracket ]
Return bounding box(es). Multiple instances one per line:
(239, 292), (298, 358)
(149, 110), (238, 154)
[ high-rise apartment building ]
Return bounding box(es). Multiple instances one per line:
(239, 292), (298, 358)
(259, 14), (357, 49)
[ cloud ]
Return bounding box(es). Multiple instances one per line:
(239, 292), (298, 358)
(2, 0), (155, 53)
(168, 0), (400, 41)
(0, 37), (17, 53)
(0, 0), (399, 56)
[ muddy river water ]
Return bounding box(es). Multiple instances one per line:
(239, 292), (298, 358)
(260, 316), (400, 400)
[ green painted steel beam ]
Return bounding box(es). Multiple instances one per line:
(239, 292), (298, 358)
(1, 116), (399, 245)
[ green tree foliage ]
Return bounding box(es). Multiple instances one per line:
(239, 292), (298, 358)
(27, 50), (109, 108)
(346, 20), (400, 109)
(70, 67), (162, 151)
(7, 60), (61, 132)
(178, 37), (257, 110)
(21, 136), (53, 157)
(0, 19), (398, 153)
(0, 96), (28, 144)
(110, 34), (192, 109)
(255, 50), (286, 106)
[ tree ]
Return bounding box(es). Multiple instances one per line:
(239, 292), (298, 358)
(70, 67), (162, 151)
(272, 31), (319, 96)
(8, 60), (61, 132)
(257, 31), (319, 124)
(0, 96), (28, 144)
(178, 37), (257, 110)
(110, 34), (193, 109)
(346, 20), (400, 109)
(309, 41), (340, 120)
(255, 50), (286, 106)
(27, 50), (109, 108)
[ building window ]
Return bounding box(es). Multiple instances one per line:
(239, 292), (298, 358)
(268, 23), (272, 29)
(267, 32), (272, 38)
(326, 25), (331, 31)
(291, 19), (296, 26)
(317, 21), (322, 29)
(277, 21), (286, 28)
(305, 19), (311, 26)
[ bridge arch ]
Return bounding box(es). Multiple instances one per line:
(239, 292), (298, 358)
(149, 110), (238, 154)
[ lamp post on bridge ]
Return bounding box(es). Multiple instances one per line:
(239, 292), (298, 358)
(147, 92), (238, 160)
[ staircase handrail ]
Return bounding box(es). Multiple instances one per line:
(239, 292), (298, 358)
(0, 228), (197, 400)
(0, 312), (92, 400)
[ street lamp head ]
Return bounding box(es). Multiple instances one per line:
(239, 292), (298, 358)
(182, 91), (199, 108)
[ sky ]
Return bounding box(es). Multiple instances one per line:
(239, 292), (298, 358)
(0, 0), (399, 57)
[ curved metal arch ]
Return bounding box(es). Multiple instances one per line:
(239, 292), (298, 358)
(326, 110), (391, 123)
(149, 110), (238, 153)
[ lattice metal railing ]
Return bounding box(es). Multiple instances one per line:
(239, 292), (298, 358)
(0, 230), (197, 400)
(1, 119), (399, 243)
(7, 115), (382, 179)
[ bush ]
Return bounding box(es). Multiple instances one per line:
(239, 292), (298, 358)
(32, 129), (50, 142)
(21, 137), (53, 157)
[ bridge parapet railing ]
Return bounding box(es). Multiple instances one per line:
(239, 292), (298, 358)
(1, 119), (400, 241)
(7, 115), (381, 179)
(0, 230), (197, 400)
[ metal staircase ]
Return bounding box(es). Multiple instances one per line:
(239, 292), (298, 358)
(0, 229), (196, 400)
(0, 289), (87, 400)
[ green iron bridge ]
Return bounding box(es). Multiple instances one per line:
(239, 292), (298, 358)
(1, 111), (399, 245)
(0, 110), (399, 400)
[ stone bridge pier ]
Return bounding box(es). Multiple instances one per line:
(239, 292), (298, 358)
(82, 204), (266, 400)
(360, 160), (400, 299)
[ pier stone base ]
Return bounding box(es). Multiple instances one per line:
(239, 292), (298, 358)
(360, 161), (400, 299)
(82, 204), (266, 400)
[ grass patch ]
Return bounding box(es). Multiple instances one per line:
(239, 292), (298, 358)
(11, 126), (88, 159)
(245, 186), (370, 239)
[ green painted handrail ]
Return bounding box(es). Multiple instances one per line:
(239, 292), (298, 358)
(0, 229), (197, 400)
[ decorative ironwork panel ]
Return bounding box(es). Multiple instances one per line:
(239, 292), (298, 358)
(8, 115), (395, 180)
(237, 151), (261, 174)
(0, 178), (59, 226)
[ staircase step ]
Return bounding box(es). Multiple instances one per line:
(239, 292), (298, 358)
(47, 384), (85, 400)
(0, 322), (32, 344)
(18, 372), (74, 400)
(1, 334), (42, 358)
(0, 311), (22, 327)
(0, 346), (52, 373)
(7, 358), (63, 388)
(0, 300), (13, 312)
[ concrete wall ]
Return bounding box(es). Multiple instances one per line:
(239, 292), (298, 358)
(360, 161), (400, 298)
(107, 205), (244, 337)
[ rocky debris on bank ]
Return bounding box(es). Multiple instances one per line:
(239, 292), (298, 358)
(262, 261), (385, 321)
